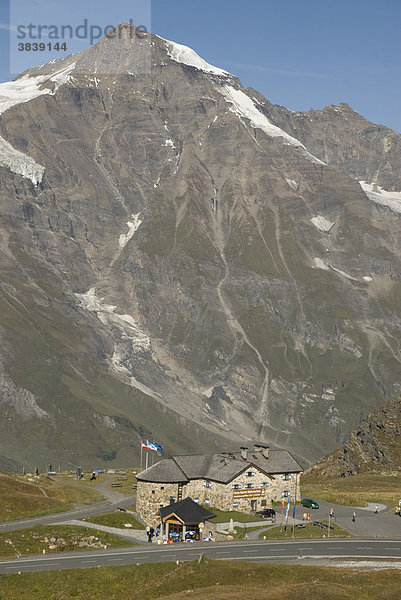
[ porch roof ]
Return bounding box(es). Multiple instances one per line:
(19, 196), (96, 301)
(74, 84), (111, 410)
(159, 497), (216, 525)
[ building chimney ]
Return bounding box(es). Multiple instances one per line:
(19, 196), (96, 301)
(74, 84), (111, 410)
(240, 447), (248, 460)
(262, 446), (269, 459)
(254, 444), (262, 453)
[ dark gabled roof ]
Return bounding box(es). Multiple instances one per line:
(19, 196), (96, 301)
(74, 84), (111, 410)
(159, 497), (216, 524)
(173, 453), (249, 483)
(136, 458), (188, 483)
(233, 450), (304, 475)
(137, 449), (303, 484)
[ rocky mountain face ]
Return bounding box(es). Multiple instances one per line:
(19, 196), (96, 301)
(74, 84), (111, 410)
(305, 395), (401, 477)
(0, 24), (400, 470)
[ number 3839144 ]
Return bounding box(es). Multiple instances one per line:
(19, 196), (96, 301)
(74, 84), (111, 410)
(18, 42), (67, 51)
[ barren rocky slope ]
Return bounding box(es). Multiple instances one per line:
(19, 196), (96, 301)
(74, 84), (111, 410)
(305, 395), (401, 477)
(0, 25), (400, 469)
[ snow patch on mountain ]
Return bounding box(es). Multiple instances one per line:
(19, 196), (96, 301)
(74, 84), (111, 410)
(49, 62), (76, 89)
(0, 63), (75, 184)
(360, 181), (401, 214)
(311, 215), (335, 232)
(164, 39), (230, 76)
(118, 213), (142, 249)
(220, 86), (325, 165)
(286, 178), (298, 191)
(314, 257), (330, 270)
(0, 74), (50, 115)
(76, 287), (156, 396)
(330, 265), (358, 282)
(111, 347), (160, 399)
(313, 258), (358, 281)
(0, 371), (49, 420)
(0, 136), (45, 185)
(0, 62), (75, 116)
(76, 288), (150, 353)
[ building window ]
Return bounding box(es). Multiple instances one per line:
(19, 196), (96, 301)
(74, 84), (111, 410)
(283, 474), (291, 481)
(232, 502), (238, 508)
(282, 490), (290, 497)
(151, 490), (155, 495)
(204, 480), (212, 488)
(205, 498), (210, 505)
(232, 484), (241, 490)
(160, 487), (164, 490)
(246, 471), (255, 477)
(194, 497), (199, 503)
(260, 482), (269, 488)
(245, 483), (254, 489)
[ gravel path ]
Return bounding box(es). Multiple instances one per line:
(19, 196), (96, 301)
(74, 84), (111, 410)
(58, 519), (148, 543)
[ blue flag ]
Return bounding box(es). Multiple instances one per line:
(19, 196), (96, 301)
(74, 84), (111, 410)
(147, 441), (163, 452)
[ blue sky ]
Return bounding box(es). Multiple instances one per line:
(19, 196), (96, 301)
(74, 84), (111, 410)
(1, 0), (400, 132)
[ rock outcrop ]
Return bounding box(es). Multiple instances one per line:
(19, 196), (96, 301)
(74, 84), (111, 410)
(306, 395), (401, 477)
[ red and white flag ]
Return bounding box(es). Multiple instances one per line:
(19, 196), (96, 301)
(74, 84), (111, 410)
(141, 441), (151, 450)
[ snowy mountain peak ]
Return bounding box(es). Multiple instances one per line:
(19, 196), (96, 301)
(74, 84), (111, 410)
(162, 38), (230, 77)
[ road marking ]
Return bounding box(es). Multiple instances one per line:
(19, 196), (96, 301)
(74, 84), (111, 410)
(216, 551), (231, 554)
(231, 555), (299, 560)
(6, 563), (56, 569)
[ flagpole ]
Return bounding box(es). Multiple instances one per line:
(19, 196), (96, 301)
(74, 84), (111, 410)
(292, 501), (296, 538)
(140, 441), (143, 471)
(145, 448), (148, 470)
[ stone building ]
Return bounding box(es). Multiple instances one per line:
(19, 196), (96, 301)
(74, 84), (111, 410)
(136, 445), (303, 526)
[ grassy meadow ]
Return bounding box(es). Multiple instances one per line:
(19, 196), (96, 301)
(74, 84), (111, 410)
(0, 525), (132, 560)
(0, 558), (401, 600)
(301, 471), (401, 510)
(0, 473), (103, 522)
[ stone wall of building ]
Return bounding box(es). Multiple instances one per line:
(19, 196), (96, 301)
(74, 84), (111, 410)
(182, 469), (300, 513)
(137, 467), (300, 524)
(136, 480), (181, 526)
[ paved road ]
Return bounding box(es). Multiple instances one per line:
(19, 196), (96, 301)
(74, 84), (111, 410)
(294, 499), (401, 539)
(1, 539), (400, 573)
(217, 499), (401, 539)
(0, 496), (135, 533)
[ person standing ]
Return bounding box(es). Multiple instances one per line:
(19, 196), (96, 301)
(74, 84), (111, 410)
(352, 512), (356, 522)
(149, 526), (154, 542)
(375, 504), (379, 514)
(146, 525), (151, 543)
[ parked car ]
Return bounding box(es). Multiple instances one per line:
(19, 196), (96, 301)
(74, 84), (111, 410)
(255, 508), (276, 519)
(300, 498), (319, 509)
